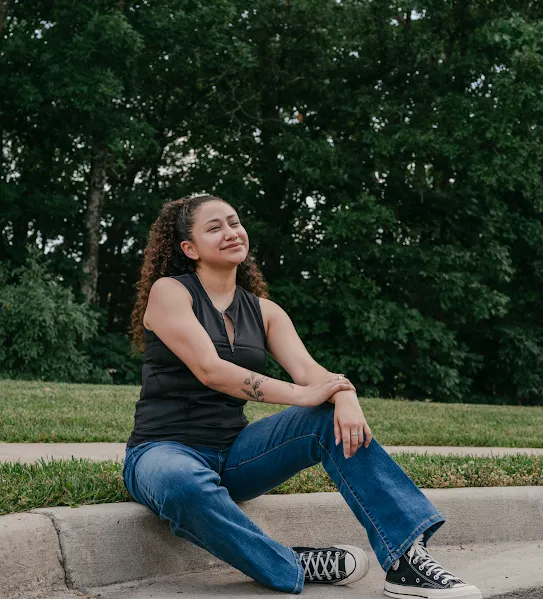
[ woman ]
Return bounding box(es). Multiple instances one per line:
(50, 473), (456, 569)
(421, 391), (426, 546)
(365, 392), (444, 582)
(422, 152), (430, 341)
(123, 194), (482, 598)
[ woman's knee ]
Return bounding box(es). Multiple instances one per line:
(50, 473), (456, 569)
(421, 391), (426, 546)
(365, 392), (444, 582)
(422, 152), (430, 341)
(303, 401), (336, 430)
(133, 446), (220, 508)
(284, 402), (336, 447)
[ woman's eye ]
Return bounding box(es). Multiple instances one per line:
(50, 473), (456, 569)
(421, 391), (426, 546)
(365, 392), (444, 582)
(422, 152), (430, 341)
(209, 222), (240, 231)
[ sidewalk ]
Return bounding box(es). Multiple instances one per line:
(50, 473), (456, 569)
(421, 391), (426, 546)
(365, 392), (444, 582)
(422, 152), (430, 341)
(1, 442), (542, 463)
(2, 488), (543, 599)
(2, 443), (542, 598)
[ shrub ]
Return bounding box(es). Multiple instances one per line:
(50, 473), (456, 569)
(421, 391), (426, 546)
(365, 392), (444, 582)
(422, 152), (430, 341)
(0, 248), (101, 382)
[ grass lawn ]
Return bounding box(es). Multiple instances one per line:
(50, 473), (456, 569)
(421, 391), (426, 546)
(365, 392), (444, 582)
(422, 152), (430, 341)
(1, 379), (542, 447)
(1, 453), (541, 515)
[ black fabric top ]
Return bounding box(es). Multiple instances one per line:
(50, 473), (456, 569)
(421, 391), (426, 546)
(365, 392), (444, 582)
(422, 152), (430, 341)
(126, 271), (267, 449)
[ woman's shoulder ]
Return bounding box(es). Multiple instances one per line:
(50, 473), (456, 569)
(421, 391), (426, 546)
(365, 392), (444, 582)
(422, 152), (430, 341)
(250, 296), (281, 338)
(147, 275), (196, 309)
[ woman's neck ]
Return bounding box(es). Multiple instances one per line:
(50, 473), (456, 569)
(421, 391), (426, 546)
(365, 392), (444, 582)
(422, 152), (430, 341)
(194, 268), (237, 301)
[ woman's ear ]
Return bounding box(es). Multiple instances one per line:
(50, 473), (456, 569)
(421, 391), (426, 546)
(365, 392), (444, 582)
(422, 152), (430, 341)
(180, 241), (198, 261)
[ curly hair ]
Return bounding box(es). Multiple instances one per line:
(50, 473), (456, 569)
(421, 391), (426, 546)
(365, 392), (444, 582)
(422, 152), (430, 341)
(130, 194), (269, 353)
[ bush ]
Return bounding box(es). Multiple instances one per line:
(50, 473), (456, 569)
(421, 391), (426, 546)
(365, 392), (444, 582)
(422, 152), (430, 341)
(0, 248), (101, 382)
(83, 329), (143, 386)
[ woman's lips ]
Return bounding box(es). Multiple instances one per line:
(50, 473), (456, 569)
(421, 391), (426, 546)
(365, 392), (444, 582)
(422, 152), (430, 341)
(223, 243), (243, 249)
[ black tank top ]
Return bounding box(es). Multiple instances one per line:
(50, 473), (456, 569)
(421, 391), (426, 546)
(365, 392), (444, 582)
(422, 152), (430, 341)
(126, 271), (267, 448)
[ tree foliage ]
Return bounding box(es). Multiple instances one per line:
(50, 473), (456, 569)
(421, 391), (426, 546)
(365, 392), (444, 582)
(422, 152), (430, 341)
(1, 1), (542, 403)
(0, 248), (104, 382)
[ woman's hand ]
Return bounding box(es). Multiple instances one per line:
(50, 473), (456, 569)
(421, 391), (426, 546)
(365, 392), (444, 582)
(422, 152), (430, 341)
(295, 377), (357, 407)
(333, 392), (373, 458)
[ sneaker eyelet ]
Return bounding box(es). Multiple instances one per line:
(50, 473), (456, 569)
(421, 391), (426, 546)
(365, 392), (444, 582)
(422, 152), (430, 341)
(416, 578), (420, 583)
(401, 577), (406, 582)
(434, 575), (440, 580)
(419, 565), (424, 570)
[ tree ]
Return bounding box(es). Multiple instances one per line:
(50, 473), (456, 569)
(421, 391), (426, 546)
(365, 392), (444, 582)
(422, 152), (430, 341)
(1, 0), (542, 403)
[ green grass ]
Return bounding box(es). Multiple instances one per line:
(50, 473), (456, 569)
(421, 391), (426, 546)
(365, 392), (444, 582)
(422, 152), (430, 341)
(1, 454), (541, 515)
(1, 379), (542, 447)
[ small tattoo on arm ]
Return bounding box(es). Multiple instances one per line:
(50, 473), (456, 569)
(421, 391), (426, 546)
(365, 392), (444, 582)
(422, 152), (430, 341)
(242, 371), (269, 402)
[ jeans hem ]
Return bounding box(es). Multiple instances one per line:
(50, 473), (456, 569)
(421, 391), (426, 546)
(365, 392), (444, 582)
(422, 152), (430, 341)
(287, 546), (305, 593)
(381, 512), (446, 573)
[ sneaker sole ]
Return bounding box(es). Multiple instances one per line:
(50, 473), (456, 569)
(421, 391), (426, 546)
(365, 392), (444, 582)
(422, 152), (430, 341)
(328, 544), (370, 585)
(384, 581), (482, 599)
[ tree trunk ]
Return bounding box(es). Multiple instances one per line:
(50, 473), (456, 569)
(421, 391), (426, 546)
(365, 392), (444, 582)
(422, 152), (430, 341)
(81, 149), (107, 304)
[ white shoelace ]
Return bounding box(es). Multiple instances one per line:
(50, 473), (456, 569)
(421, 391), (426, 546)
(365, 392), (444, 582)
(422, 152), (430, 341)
(396, 534), (463, 585)
(300, 550), (341, 581)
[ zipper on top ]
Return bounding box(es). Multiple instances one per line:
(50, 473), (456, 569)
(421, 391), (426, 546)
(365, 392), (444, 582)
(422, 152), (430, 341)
(220, 310), (235, 353)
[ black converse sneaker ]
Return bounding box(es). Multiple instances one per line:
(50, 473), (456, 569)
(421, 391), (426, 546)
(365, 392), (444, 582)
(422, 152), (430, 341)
(384, 534), (482, 598)
(291, 544), (369, 585)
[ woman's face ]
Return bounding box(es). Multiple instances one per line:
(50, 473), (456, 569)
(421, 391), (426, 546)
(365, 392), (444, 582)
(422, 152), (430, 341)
(181, 200), (249, 268)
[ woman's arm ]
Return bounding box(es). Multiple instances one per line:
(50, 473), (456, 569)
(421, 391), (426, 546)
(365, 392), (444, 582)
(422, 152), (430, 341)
(144, 278), (354, 406)
(259, 297), (358, 404)
(205, 360), (353, 406)
(207, 362), (298, 405)
(292, 361), (359, 405)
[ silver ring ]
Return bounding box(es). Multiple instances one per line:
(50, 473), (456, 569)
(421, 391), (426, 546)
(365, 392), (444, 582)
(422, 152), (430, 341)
(350, 433), (359, 436)
(337, 374), (345, 380)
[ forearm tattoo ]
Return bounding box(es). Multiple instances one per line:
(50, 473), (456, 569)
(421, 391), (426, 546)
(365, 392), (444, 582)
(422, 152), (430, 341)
(242, 371), (269, 402)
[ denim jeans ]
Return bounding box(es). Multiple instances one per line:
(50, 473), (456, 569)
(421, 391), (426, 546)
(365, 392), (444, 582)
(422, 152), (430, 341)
(122, 402), (445, 594)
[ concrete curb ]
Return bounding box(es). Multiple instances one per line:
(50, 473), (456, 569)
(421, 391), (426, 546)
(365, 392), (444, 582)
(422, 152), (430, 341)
(1, 442), (542, 463)
(0, 512), (68, 599)
(1, 487), (542, 598)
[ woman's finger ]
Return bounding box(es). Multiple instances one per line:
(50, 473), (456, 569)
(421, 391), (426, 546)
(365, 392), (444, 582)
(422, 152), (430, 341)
(341, 426), (353, 459)
(329, 376), (355, 387)
(364, 423), (373, 448)
(350, 428), (362, 454)
(334, 414), (341, 446)
(333, 381), (355, 393)
(357, 428), (364, 450)
(329, 377), (352, 386)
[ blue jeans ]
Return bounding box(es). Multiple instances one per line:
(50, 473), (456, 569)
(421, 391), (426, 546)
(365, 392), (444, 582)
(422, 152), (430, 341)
(122, 402), (445, 594)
